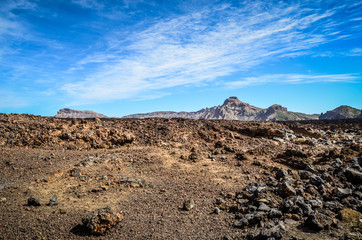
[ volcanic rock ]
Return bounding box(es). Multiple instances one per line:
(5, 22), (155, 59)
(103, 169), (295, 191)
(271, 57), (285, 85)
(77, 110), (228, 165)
(27, 196), (41, 206)
(183, 199), (195, 211)
(278, 181), (296, 197)
(337, 188), (352, 198)
(82, 206), (122, 235)
(48, 195), (58, 206)
(344, 168), (362, 184)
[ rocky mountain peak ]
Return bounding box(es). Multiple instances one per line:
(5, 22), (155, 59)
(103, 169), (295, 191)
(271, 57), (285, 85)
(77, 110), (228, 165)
(123, 96), (319, 121)
(319, 105), (361, 120)
(268, 104), (287, 111)
(222, 96), (247, 106)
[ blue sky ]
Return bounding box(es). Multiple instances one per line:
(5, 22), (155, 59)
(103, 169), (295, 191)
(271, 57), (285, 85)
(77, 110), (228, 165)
(0, 0), (361, 117)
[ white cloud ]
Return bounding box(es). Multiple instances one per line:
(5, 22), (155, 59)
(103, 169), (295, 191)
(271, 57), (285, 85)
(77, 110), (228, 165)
(71, 0), (104, 9)
(61, 1), (362, 104)
(346, 48), (362, 56)
(224, 74), (360, 88)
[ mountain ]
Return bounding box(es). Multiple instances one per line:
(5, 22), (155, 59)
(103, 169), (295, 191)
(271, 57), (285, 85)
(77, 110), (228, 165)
(319, 105), (361, 120)
(123, 96), (319, 121)
(55, 108), (107, 118)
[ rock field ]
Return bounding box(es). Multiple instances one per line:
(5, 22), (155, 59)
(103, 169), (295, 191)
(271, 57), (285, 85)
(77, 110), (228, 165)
(0, 113), (361, 239)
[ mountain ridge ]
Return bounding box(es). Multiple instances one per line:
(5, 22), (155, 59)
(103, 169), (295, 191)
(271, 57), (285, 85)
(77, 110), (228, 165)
(54, 97), (361, 121)
(123, 96), (319, 121)
(55, 108), (107, 119)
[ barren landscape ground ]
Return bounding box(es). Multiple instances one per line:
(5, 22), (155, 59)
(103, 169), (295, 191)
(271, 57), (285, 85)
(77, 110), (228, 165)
(0, 114), (361, 239)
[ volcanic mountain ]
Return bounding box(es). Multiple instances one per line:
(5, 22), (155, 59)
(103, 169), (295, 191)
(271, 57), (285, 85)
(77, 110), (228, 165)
(123, 97), (319, 121)
(319, 105), (361, 120)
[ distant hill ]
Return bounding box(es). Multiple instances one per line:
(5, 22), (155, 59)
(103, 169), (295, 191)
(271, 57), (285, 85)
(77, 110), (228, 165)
(319, 105), (361, 120)
(123, 97), (319, 121)
(54, 98), (360, 121)
(55, 108), (107, 118)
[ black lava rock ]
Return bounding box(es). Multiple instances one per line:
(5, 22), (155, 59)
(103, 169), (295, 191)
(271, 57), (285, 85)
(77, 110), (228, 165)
(27, 196), (41, 206)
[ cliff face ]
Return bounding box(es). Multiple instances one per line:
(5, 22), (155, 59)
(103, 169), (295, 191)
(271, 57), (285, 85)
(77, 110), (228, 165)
(123, 97), (319, 121)
(55, 108), (107, 118)
(319, 105), (361, 120)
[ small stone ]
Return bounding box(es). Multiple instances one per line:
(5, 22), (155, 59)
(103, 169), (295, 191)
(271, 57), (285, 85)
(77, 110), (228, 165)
(331, 158), (342, 168)
(304, 213), (323, 232)
(280, 199), (294, 213)
(27, 196), (41, 206)
(188, 153), (198, 161)
(278, 181), (296, 197)
(235, 152), (247, 161)
(216, 198), (224, 205)
(183, 199), (195, 211)
(309, 175), (324, 186)
(237, 198), (248, 205)
(258, 221), (285, 239)
(69, 168), (81, 177)
(249, 212), (266, 225)
(247, 205), (257, 213)
(299, 202), (313, 217)
(344, 168), (362, 184)
(233, 217), (249, 228)
(336, 188), (352, 198)
(48, 195), (58, 206)
(269, 209), (283, 219)
(308, 199), (323, 209)
(258, 203), (271, 212)
(214, 207), (221, 214)
(82, 206), (122, 235)
(298, 170), (313, 180)
(276, 169), (288, 180)
(324, 201), (343, 213)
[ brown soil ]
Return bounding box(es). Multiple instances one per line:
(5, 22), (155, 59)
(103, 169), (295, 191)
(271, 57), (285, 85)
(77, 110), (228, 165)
(0, 114), (361, 239)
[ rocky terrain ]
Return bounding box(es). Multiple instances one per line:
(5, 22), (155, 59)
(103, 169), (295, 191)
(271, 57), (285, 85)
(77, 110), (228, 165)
(55, 108), (108, 119)
(0, 113), (361, 239)
(123, 97), (319, 121)
(319, 106), (361, 120)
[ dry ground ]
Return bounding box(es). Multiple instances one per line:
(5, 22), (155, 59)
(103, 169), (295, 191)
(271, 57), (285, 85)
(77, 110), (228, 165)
(0, 114), (361, 239)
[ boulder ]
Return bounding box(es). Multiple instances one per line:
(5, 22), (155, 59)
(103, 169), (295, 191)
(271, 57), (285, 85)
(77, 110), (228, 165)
(82, 206), (122, 235)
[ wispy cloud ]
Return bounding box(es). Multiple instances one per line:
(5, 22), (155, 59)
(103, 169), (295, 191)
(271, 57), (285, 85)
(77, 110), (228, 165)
(71, 0), (105, 9)
(346, 48), (362, 56)
(223, 73), (360, 88)
(61, 1), (362, 104)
